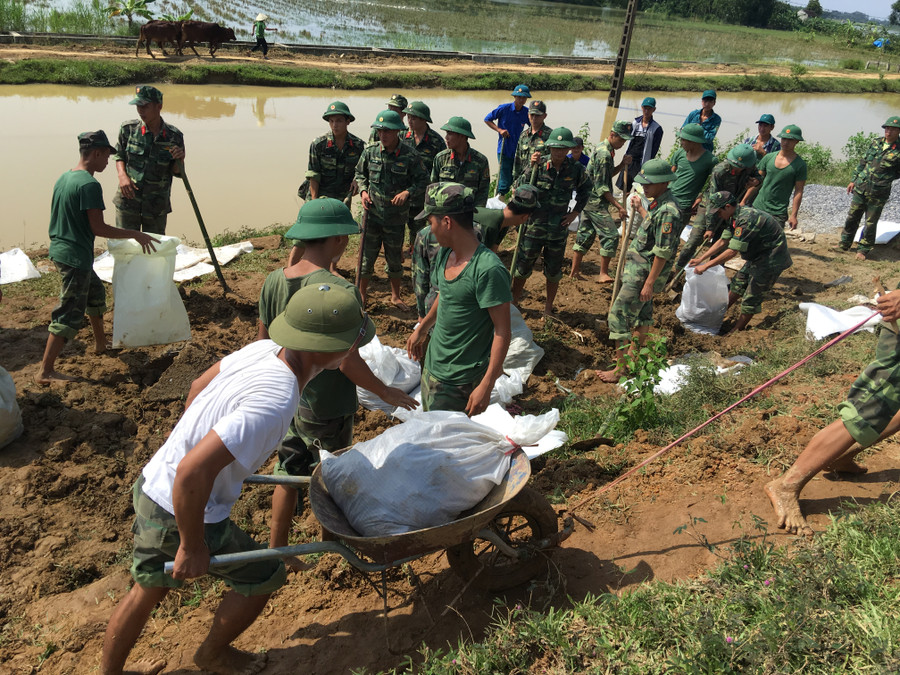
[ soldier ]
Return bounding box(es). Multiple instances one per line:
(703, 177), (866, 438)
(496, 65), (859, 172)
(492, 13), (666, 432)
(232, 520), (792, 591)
(597, 159), (679, 383)
(511, 127), (590, 317)
(402, 101), (446, 254)
(368, 93), (407, 145)
(669, 123), (717, 232)
(683, 89), (721, 153)
(836, 116), (900, 260)
(114, 85), (186, 235)
(744, 113), (781, 159)
(299, 101), (364, 203)
(355, 109), (428, 310)
(674, 143), (759, 272)
(571, 120), (634, 282)
(406, 183), (512, 415)
(689, 191), (793, 334)
(748, 124), (807, 230)
(484, 83), (531, 196)
(431, 116), (491, 207)
(513, 99), (551, 182)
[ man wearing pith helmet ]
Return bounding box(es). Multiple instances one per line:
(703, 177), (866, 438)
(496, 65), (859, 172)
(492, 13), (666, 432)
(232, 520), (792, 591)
(368, 93), (408, 145)
(355, 109), (428, 310)
(401, 101), (447, 254)
(484, 83), (531, 196)
(102, 282), (374, 675)
(749, 124), (807, 230)
(513, 99), (552, 181)
(432, 116), (491, 207)
(598, 158), (680, 383)
(258, 198), (417, 567)
(836, 115), (900, 260)
(300, 101), (364, 203)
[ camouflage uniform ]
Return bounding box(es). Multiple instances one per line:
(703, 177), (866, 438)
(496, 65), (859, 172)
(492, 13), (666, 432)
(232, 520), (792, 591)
(575, 139), (619, 257)
(721, 205), (792, 316)
(607, 189), (681, 341)
(513, 157), (590, 282)
(430, 147), (492, 207)
(840, 137), (900, 254)
(355, 141), (428, 279)
(113, 118), (185, 235)
(300, 131), (365, 201)
(402, 126), (446, 244)
(513, 123), (551, 181)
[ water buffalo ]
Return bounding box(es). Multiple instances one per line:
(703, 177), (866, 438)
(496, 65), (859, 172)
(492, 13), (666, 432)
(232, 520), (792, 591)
(180, 21), (237, 57)
(135, 20), (183, 58)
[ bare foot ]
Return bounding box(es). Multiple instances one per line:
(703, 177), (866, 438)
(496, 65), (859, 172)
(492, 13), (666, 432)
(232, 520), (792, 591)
(194, 644), (267, 675)
(390, 297), (410, 312)
(596, 368), (623, 384)
(542, 309), (559, 321)
(123, 659), (166, 675)
(569, 272), (584, 281)
(597, 274), (614, 284)
(824, 457), (868, 474)
(764, 478), (813, 536)
(856, 251), (868, 261)
(830, 244), (849, 254)
(35, 370), (75, 386)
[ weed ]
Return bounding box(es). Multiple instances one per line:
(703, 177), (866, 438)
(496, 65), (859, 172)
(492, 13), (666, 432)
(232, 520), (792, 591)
(608, 333), (668, 440)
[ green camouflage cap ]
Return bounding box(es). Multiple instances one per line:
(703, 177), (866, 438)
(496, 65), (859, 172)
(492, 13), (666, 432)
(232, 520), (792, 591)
(528, 100), (547, 115)
(77, 130), (116, 153)
(508, 184), (540, 212)
(322, 101), (355, 123)
(883, 116), (900, 129)
(707, 191), (737, 210)
(633, 158), (676, 185)
(677, 123), (706, 144)
(778, 124), (804, 142)
(544, 126), (576, 148)
(269, 283), (375, 353)
(440, 116), (475, 139)
(415, 182), (475, 220)
(404, 100), (432, 122)
(129, 85), (163, 105)
(371, 110), (407, 131)
(511, 84), (531, 98)
(285, 198), (360, 241)
(611, 120), (633, 140)
(726, 143), (757, 169)
(386, 93), (408, 110)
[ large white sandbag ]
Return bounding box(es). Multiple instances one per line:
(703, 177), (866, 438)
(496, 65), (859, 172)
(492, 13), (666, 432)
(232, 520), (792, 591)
(0, 366), (23, 450)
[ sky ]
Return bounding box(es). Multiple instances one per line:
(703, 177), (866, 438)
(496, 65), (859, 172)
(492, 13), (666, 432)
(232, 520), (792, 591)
(787, 0), (893, 20)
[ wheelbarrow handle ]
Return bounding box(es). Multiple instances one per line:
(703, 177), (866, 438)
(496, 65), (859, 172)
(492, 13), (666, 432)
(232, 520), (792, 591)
(243, 474), (310, 486)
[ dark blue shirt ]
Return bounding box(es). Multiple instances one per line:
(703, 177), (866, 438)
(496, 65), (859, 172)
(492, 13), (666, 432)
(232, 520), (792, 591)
(568, 152), (590, 167)
(484, 102), (529, 158)
(684, 109), (722, 153)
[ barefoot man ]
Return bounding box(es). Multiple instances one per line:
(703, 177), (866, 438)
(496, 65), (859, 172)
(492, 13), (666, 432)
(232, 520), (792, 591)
(101, 283), (375, 675)
(766, 288), (900, 536)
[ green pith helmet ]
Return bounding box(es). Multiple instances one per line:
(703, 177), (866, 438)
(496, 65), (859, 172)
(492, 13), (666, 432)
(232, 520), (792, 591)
(611, 120), (634, 140)
(633, 158), (676, 185)
(544, 127), (576, 148)
(386, 93), (408, 110)
(268, 283), (375, 353)
(778, 124), (804, 142)
(883, 116), (900, 129)
(322, 101), (355, 123)
(404, 101), (432, 122)
(726, 143), (757, 169)
(415, 182), (475, 220)
(129, 85), (162, 105)
(508, 184), (540, 211)
(284, 198), (359, 241)
(371, 110), (406, 131)
(440, 116), (475, 139)
(708, 190), (737, 210)
(677, 123), (706, 144)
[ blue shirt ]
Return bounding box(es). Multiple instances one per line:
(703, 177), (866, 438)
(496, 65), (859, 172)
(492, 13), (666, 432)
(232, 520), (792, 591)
(684, 109), (722, 152)
(568, 152), (590, 167)
(484, 102), (529, 157)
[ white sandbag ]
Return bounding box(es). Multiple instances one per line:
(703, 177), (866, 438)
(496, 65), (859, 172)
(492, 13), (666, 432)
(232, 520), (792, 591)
(0, 248), (41, 284)
(676, 266), (729, 335)
(0, 366), (23, 450)
(108, 236), (191, 348)
(854, 220), (900, 244)
(485, 197), (506, 210)
(799, 302), (880, 340)
(356, 334), (421, 413)
(505, 305), (544, 385)
(320, 406), (563, 536)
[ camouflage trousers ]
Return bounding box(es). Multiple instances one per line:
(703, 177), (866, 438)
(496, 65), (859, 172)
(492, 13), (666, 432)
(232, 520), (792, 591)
(840, 190), (888, 254)
(728, 242), (792, 316)
(573, 207), (619, 257)
(274, 403), (354, 478)
(48, 261), (107, 340)
(116, 204), (169, 236)
(838, 327), (900, 447)
(607, 253), (673, 342)
(421, 366), (476, 413)
(406, 195), (425, 249)
(513, 220), (568, 282)
(360, 208), (408, 279)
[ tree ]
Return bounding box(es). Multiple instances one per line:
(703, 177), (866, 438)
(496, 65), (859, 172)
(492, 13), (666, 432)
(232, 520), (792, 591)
(892, 0), (900, 26)
(805, 0), (823, 18)
(107, 0), (154, 30)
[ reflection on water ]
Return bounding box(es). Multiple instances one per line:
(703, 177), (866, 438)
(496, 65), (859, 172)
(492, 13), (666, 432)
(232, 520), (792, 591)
(2, 83), (900, 249)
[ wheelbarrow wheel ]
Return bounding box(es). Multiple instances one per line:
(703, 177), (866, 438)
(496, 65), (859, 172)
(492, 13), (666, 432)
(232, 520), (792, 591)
(445, 486), (558, 592)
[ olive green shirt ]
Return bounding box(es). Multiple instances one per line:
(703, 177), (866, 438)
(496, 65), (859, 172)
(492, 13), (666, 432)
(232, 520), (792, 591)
(670, 148), (716, 212)
(752, 152), (808, 221)
(48, 170), (105, 270)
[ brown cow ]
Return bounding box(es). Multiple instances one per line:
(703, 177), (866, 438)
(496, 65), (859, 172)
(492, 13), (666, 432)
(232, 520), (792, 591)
(135, 20), (183, 58)
(180, 21), (237, 57)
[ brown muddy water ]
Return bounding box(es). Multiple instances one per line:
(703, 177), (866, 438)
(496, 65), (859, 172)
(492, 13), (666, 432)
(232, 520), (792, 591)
(2, 84), (899, 250)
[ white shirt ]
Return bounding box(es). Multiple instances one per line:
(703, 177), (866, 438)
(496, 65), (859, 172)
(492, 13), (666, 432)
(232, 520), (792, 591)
(142, 340), (300, 523)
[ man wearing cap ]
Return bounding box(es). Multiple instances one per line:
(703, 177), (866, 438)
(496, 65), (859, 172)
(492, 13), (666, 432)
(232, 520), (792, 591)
(684, 90), (722, 153)
(748, 125), (807, 229)
(431, 116), (491, 207)
(571, 120), (634, 283)
(513, 100), (552, 182)
(689, 191), (792, 333)
(114, 85), (186, 236)
(101, 283), (374, 675)
(674, 143), (759, 272)
(744, 114), (781, 159)
(511, 127), (590, 316)
(618, 97), (664, 194)
(355, 109), (428, 310)
(569, 137), (590, 167)
(401, 101), (447, 253)
(670, 123), (717, 230)
(484, 84), (531, 196)
(258, 199), (417, 558)
(407, 183), (512, 415)
(37, 131), (158, 386)
(250, 13), (276, 59)
(837, 116), (900, 260)
(368, 93), (407, 145)
(598, 158), (680, 383)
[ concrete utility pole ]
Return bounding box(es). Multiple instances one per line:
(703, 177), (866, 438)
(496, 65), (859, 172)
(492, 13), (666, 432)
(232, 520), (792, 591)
(603, 0), (639, 133)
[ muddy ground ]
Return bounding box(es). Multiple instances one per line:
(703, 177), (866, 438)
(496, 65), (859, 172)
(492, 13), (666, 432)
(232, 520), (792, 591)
(2, 226), (900, 674)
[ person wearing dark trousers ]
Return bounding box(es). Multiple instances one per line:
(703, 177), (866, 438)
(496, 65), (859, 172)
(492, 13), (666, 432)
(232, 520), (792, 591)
(250, 13), (277, 59)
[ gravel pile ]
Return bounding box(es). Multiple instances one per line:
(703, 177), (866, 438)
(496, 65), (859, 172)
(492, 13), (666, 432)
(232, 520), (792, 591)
(797, 184), (900, 235)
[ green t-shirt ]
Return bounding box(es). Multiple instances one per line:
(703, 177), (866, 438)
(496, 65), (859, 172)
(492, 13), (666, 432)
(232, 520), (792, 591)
(254, 21), (265, 38)
(425, 245), (512, 386)
(258, 267), (359, 418)
(48, 170), (105, 270)
(670, 148), (716, 211)
(753, 152), (808, 220)
(473, 208), (506, 250)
